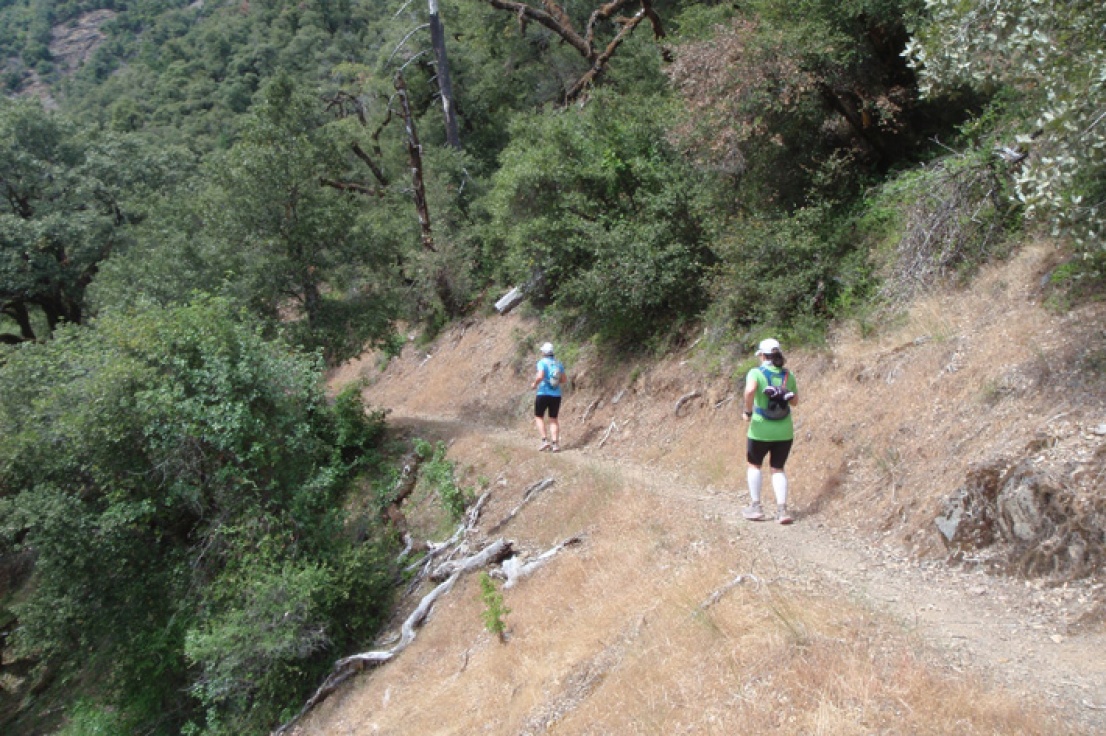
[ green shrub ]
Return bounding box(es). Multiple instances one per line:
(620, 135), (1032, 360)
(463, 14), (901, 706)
(414, 439), (472, 523)
(0, 296), (397, 734)
(483, 91), (721, 346)
(707, 205), (867, 345)
(479, 572), (510, 642)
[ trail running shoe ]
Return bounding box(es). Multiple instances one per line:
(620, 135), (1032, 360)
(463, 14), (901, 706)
(742, 503), (765, 521)
(550, 442), (560, 453)
(539, 439), (551, 452)
(777, 505), (793, 525)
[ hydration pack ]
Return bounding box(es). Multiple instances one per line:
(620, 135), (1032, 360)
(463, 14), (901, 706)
(756, 366), (791, 420)
(544, 359), (563, 388)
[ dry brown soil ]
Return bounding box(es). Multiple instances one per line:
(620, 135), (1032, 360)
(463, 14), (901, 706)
(297, 243), (1106, 735)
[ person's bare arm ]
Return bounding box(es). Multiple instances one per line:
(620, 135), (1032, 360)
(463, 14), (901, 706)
(743, 377), (757, 420)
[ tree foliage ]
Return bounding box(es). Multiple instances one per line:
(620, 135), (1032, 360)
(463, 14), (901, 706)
(484, 92), (718, 345)
(906, 0), (1106, 253)
(0, 99), (184, 343)
(666, 0), (948, 211)
(0, 297), (395, 734)
(90, 75), (402, 364)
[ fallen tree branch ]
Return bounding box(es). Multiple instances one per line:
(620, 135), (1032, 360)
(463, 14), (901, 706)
(500, 534), (584, 588)
(465, 489), (493, 531)
(674, 390), (701, 416)
(698, 573), (761, 611)
(487, 477), (555, 534)
(383, 450), (425, 535)
(597, 420), (618, 448)
(430, 538), (513, 582)
(273, 570), (461, 735)
(396, 533), (415, 563)
(275, 476), (512, 732)
(580, 396), (602, 424)
(403, 524), (465, 590)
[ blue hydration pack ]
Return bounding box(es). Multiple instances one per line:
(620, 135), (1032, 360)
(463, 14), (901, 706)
(756, 366), (791, 420)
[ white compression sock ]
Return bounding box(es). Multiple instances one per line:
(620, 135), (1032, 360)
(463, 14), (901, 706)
(772, 472), (789, 506)
(747, 467), (762, 504)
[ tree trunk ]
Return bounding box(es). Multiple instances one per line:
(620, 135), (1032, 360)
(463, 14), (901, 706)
(1, 301), (36, 342)
(428, 0), (461, 150)
(304, 276), (322, 326)
(394, 72), (436, 253)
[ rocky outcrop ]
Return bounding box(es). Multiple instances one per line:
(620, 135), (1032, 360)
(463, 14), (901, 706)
(937, 449), (1106, 578)
(49, 10), (116, 75)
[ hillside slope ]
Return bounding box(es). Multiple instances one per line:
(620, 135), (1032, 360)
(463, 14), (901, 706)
(300, 242), (1106, 734)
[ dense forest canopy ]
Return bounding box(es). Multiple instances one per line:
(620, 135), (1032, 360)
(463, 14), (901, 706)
(1, 0), (1102, 732)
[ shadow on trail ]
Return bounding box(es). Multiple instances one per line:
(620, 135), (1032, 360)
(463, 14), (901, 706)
(386, 414), (477, 444)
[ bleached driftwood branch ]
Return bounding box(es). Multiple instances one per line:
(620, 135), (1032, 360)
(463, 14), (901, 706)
(580, 396), (602, 423)
(275, 463), (518, 734)
(430, 538), (513, 582)
(273, 570), (461, 735)
(698, 574), (761, 610)
(487, 477), (555, 534)
(597, 420), (618, 448)
(465, 489), (492, 530)
(500, 534), (584, 588)
(275, 538), (515, 734)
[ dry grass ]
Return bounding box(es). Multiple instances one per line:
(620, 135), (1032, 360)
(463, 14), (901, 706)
(305, 242), (1104, 735)
(297, 436), (1063, 734)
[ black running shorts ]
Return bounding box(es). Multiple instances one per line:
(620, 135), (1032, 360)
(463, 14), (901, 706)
(534, 394), (561, 418)
(746, 438), (793, 470)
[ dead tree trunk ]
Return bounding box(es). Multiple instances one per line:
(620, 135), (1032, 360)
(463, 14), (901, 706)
(395, 72), (436, 253)
(427, 0), (461, 149)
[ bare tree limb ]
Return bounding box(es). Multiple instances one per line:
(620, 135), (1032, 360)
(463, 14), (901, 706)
(478, 0), (665, 102)
(580, 397), (602, 424)
(500, 534), (584, 588)
(698, 574), (761, 611)
(388, 23), (432, 66)
(394, 72), (436, 252)
(565, 8), (646, 101)
(674, 390), (701, 416)
(484, 0), (591, 57)
(273, 570), (462, 735)
(584, 0), (635, 47)
(351, 142), (390, 186)
(487, 477), (556, 534)
(597, 420), (617, 448)
(465, 489), (493, 530)
(430, 538), (513, 582)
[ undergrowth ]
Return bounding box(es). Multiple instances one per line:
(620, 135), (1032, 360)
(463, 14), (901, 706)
(414, 439), (473, 522)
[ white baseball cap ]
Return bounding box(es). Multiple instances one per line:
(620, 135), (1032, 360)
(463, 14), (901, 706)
(757, 338), (781, 355)
(540, 342), (555, 355)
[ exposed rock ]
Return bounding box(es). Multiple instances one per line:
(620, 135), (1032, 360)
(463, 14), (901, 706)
(936, 454), (1106, 578)
(935, 462), (1001, 550)
(49, 10), (116, 75)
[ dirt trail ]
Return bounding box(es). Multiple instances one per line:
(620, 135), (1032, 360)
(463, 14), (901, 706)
(308, 244), (1106, 734)
(389, 412), (1106, 733)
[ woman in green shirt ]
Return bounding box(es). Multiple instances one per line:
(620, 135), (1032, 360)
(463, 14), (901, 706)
(741, 339), (798, 524)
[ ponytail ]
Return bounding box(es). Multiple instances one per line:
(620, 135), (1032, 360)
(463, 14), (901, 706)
(770, 351), (785, 368)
